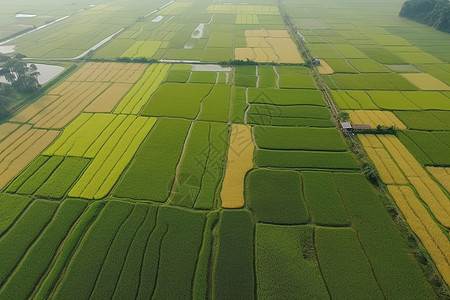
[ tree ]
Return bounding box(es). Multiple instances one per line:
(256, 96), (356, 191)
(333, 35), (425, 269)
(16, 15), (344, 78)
(399, 0), (450, 33)
(0, 54), (40, 93)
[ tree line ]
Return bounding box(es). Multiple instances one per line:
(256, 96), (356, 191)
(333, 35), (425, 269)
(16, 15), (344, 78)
(0, 54), (40, 120)
(399, 0), (450, 33)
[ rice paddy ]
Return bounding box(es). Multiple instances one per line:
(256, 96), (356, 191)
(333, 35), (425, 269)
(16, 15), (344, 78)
(0, 0), (448, 298)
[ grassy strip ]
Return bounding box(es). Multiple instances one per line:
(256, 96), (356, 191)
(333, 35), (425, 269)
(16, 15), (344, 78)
(254, 126), (347, 151)
(51, 200), (134, 299)
(334, 173), (436, 299)
(255, 150), (360, 170)
(256, 224), (328, 299)
(315, 227), (384, 299)
(16, 156), (64, 195)
(303, 171), (350, 226)
(0, 199), (87, 299)
(114, 118), (191, 201)
(112, 205), (158, 300)
(35, 157), (90, 199)
(151, 206), (206, 299)
(6, 156), (49, 193)
(0, 200), (58, 286)
(34, 201), (105, 300)
(246, 169), (309, 224)
(0, 194), (32, 235)
(89, 204), (148, 300)
(213, 210), (255, 300)
(193, 211), (219, 299)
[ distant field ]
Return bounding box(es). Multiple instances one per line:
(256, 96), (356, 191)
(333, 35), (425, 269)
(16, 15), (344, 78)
(0, 0), (448, 298)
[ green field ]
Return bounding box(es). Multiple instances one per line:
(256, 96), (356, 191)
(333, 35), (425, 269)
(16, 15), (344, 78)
(0, 0), (448, 298)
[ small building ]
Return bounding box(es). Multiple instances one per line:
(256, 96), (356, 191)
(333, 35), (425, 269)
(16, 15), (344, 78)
(340, 122), (371, 134)
(340, 122), (352, 133)
(312, 57), (321, 66)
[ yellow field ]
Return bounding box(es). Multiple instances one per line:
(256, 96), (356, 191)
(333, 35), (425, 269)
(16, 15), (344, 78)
(121, 41), (161, 58)
(158, 2), (192, 15)
(427, 167), (450, 193)
(317, 60), (334, 74)
(0, 126), (58, 189)
(0, 123), (20, 141)
(388, 185), (450, 285)
(236, 14), (259, 24)
(11, 63), (146, 129)
(235, 30), (304, 64)
(85, 83), (133, 113)
(348, 110), (406, 129)
(377, 135), (450, 228)
(221, 124), (254, 208)
(359, 134), (408, 184)
(206, 5), (279, 14)
(401, 73), (450, 90)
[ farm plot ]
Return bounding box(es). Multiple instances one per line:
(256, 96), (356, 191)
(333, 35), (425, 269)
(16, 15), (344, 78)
(333, 173), (436, 299)
(142, 83), (213, 119)
(247, 105), (333, 127)
(254, 126), (347, 151)
(114, 63), (170, 114)
(212, 210), (255, 300)
(362, 134), (450, 228)
(394, 111), (450, 130)
(235, 30), (304, 63)
(0, 200), (59, 288)
(169, 121), (228, 210)
(245, 169), (309, 224)
(114, 118), (191, 202)
(330, 90), (378, 110)
(248, 88), (326, 106)
(255, 224), (328, 299)
(11, 62), (147, 128)
(221, 124), (254, 208)
(303, 171), (350, 226)
(66, 115), (157, 199)
(397, 130), (450, 166)
(120, 41), (162, 58)
(315, 227), (384, 299)
(0, 125), (59, 190)
(255, 150), (359, 170)
(0, 199), (87, 300)
(388, 185), (450, 285)
(329, 74), (418, 90)
(427, 167), (450, 193)
(358, 134), (408, 185)
(7, 156), (89, 199)
(401, 73), (450, 91)
(348, 59), (390, 73)
(0, 193), (32, 235)
(401, 91), (450, 110)
(347, 110), (406, 129)
(366, 91), (420, 110)
(197, 85), (231, 123)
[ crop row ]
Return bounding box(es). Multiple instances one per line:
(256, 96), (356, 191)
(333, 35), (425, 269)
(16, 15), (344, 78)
(114, 118), (191, 201)
(114, 63), (170, 114)
(388, 186), (450, 285)
(142, 83), (213, 119)
(69, 116), (157, 199)
(397, 130), (450, 166)
(169, 121), (228, 209)
(0, 125), (59, 190)
(7, 156), (89, 199)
